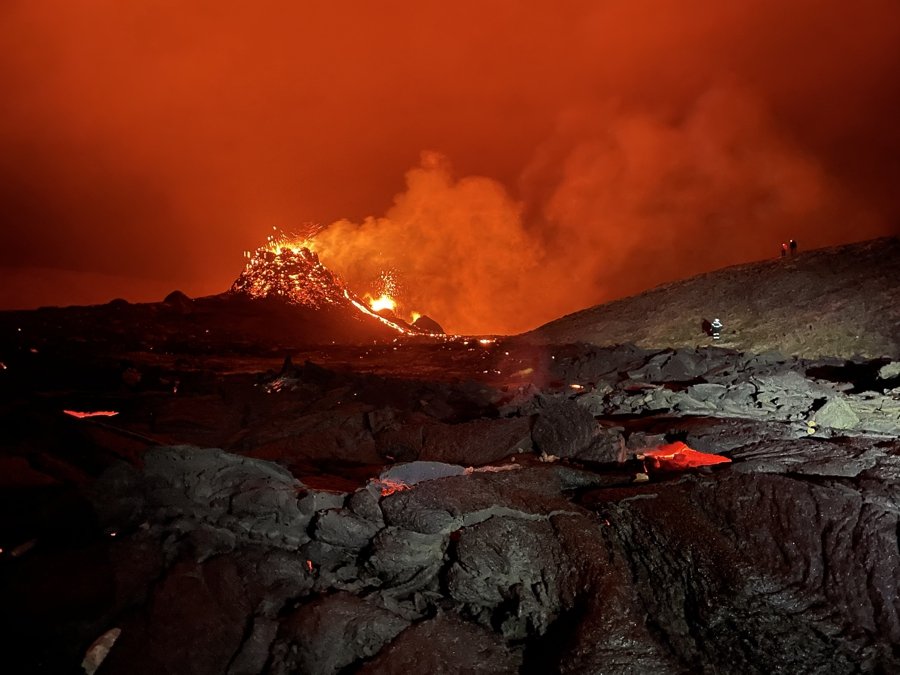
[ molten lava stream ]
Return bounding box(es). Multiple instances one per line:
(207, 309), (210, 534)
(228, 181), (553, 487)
(368, 294), (396, 313)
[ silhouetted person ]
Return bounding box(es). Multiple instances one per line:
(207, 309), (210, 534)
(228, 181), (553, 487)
(781, 242), (788, 258)
(711, 318), (723, 340)
(789, 239), (797, 255)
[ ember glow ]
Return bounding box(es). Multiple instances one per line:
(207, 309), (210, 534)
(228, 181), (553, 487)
(63, 410), (119, 419)
(374, 478), (412, 497)
(367, 294), (397, 313)
(345, 292), (412, 335)
(233, 234), (412, 332)
(233, 236), (345, 309)
(639, 442), (731, 472)
(233, 232), (441, 335)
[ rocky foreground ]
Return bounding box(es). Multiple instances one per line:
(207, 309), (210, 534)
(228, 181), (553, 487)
(1, 341), (898, 674)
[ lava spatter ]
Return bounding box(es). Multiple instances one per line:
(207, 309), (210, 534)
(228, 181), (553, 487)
(231, 235), (415, 334)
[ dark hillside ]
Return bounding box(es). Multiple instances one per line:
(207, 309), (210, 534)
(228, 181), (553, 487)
(522, 237), (900, 359)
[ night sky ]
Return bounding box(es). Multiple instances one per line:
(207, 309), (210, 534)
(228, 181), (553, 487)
(2, 1), (899, 333)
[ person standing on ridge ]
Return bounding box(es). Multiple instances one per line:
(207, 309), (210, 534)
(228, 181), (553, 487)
(781, 242), (788, 258)
(789, 239), (797, 255)
(711, 318), (723, 340)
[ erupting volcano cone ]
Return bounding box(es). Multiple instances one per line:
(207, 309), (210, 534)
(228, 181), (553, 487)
(231, 247), (350, 309)
(229, 243), (421, 341)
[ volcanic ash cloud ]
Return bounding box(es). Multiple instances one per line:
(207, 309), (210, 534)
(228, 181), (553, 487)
(311, 84), (880, 335)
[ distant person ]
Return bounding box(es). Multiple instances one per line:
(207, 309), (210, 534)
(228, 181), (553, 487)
(781, 242), (788, 258)
(711, 318), (723, 341)
(789, 239), (797, 255)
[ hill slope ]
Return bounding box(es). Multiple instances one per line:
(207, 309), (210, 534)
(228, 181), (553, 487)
(521, 237), (900, 359)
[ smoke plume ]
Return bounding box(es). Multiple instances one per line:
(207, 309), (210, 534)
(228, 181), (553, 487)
(316, 83), (882, 334)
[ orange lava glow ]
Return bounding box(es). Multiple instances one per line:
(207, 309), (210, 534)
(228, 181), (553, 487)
(63, 410), (119, 419)
(639, 442), (731, 472)
(375, 478), (412, 497)
(368, 294), (397, 313)
(346, 292), (412, 335)
(233, 232), (424, 335)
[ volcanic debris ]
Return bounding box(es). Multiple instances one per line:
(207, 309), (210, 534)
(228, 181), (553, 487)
(231, 246), (351, 309)
(2, 341), (899, 673)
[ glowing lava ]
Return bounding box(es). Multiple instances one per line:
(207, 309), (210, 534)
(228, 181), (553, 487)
(368, 294), (397, 313)
(373, 478), (412, 497)
(233, 242), (348, 308)
(64, 410), (119, 418)
(233, 230), (442, 336)
(638, 441), (731, 471)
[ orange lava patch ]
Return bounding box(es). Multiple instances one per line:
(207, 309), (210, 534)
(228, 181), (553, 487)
(639, 441), (731, 472)
(63, 410), (119, 419)
(374, 478), (412, 496)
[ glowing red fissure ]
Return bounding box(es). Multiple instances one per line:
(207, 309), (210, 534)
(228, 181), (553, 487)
(375, 478), (412, 497)
(639, 441), (731, 471)
(63, 410), (119, 418)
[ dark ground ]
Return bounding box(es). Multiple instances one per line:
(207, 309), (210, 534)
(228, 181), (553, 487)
(1, 266), (899, 673)
(523, 237), (900, 360)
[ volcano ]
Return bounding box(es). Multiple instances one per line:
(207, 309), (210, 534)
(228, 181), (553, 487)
(229, 240), (441, 341)
(231, 246), (352, 309)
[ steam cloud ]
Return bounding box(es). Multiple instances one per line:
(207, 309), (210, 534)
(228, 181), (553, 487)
(315, 84), (881, 334)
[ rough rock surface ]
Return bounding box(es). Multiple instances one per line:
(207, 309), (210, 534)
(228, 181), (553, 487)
(357, 612), (523, 674)
(521, 237), (900, 360)
(2, 333), (900, 673)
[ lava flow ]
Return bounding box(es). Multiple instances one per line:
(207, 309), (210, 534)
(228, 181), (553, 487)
(367, 294), (396, 313)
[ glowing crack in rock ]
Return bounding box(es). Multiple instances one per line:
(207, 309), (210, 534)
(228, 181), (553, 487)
(373, 478), (412, 497)
(367, 293), (397, 313)
(345, 291), (412, 334)
(638, 441), (731, 471)
(64, 410), (119, 419)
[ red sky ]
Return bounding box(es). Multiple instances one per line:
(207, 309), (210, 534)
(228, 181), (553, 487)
(2, 0), (899, 333)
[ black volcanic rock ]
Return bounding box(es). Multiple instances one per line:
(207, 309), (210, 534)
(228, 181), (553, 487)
(593, 470), (900, 673)
(162, 289), (193, 314)
(5, 279), (900, 674)
(412, 314), (445, 334)
(269, 593), (409, 675)
(522, 237), (900, 359)
(364, 524), (447, 593)
(532, 398), (600, 459)
(446, 515), (572, 639)
(420, 416), (532, 464)
(357, 612), (523, 674)
(99, 557), (252, 675)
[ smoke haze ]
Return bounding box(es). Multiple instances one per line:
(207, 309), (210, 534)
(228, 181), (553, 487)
(2, 1), (898, 332)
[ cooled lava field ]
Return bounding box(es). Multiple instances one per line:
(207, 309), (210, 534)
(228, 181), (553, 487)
(1, 241), (898, 674)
